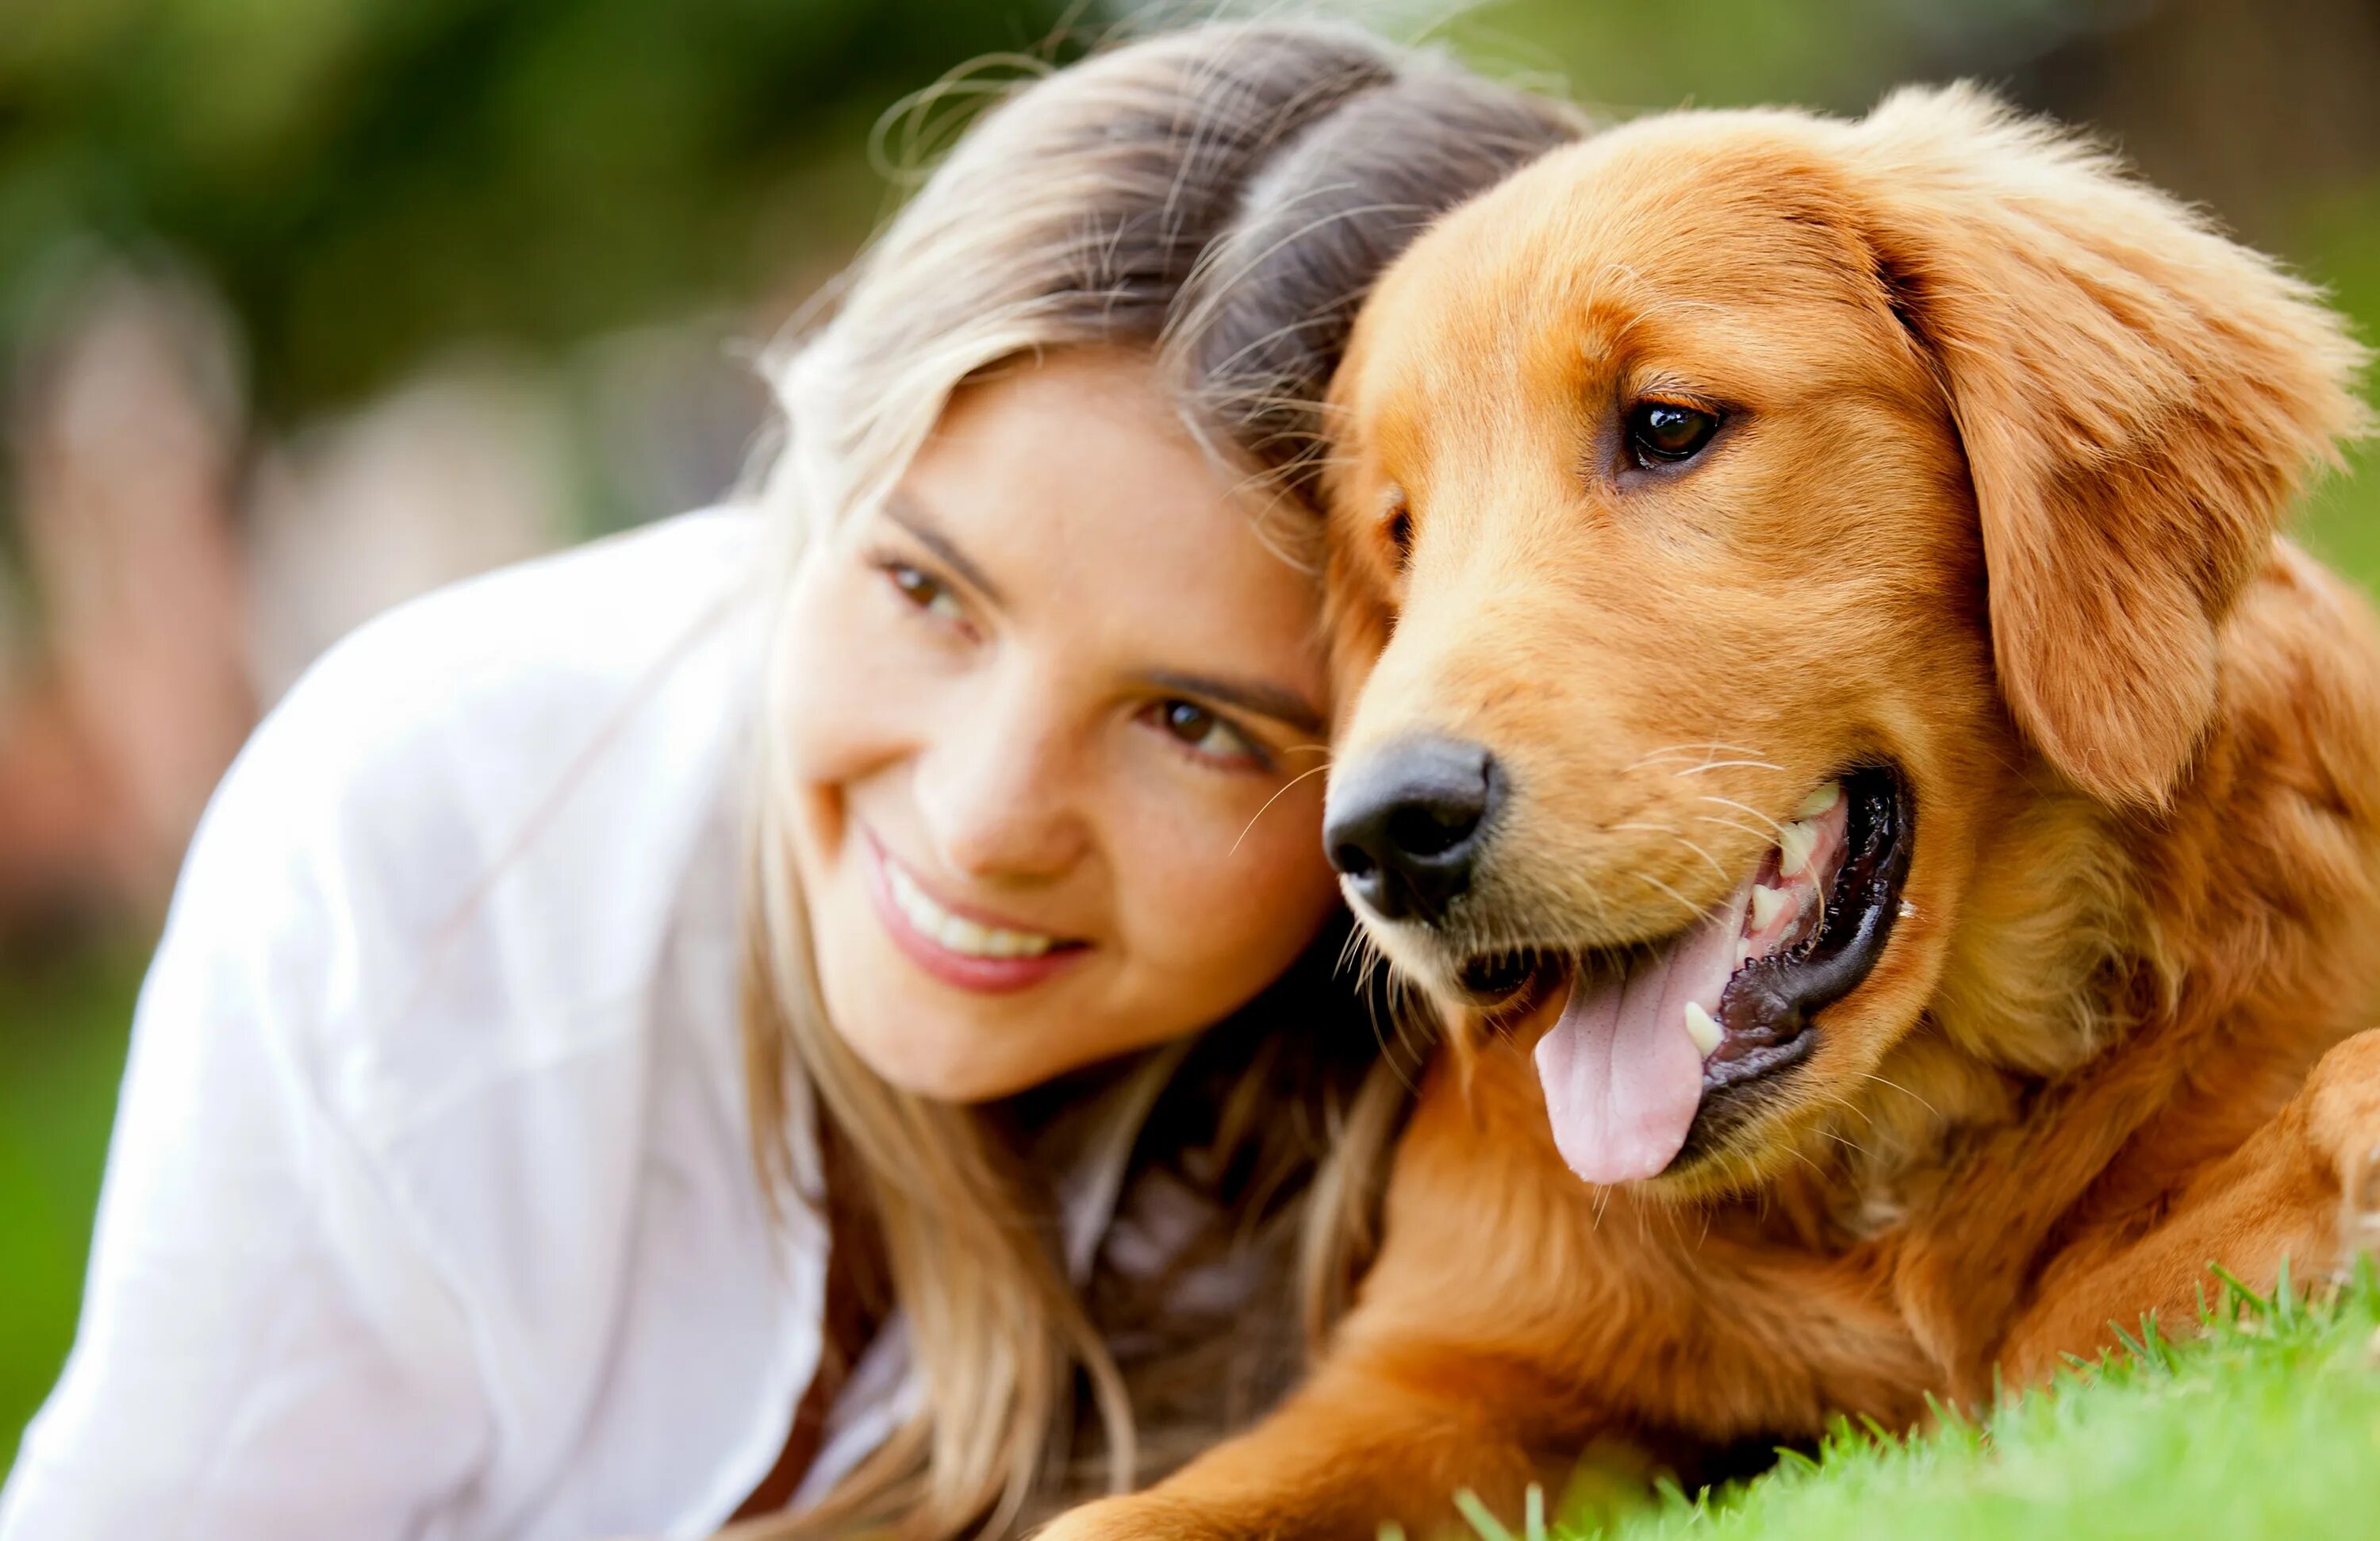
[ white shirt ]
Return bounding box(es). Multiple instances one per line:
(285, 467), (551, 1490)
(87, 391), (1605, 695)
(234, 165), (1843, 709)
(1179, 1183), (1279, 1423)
(0, 509), (892, 1539)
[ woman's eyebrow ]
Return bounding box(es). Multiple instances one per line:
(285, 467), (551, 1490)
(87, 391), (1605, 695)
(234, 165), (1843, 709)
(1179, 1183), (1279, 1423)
(1142, 670), (1325, 736)
(883, 492), (1004, 605)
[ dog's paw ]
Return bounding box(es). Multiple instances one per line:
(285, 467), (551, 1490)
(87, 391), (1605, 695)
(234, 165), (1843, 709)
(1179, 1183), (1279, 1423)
(2305, 1028), (2380, 1274)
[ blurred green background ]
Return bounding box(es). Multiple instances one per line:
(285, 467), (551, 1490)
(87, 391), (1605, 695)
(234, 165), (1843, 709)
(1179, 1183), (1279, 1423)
(2, 0), (2377, 1476)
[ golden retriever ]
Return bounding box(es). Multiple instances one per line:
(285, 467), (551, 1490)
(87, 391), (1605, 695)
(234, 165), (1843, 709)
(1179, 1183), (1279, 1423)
(1042, 83), (2380, 1539)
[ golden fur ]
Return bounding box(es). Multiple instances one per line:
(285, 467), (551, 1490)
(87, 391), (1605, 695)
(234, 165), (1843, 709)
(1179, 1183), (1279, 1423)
(1042, 85), (2380, 1539)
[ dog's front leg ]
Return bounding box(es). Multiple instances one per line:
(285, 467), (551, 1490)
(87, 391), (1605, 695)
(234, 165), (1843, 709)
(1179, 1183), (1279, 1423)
(1995, 1028), (2380, 1384)
(1038, 1343), (1585, 1541)
(1038, 1050), (1638, 1541)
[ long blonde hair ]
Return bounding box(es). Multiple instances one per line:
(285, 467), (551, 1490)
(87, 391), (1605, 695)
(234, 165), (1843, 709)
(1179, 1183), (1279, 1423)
(735, 21), (1580, 1538)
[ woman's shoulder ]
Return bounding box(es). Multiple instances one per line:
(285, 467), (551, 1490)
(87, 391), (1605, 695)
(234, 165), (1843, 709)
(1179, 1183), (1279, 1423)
(172, 506), (771, 1130)
(262, 507), (766, 780)
(232, 505), (763, 836)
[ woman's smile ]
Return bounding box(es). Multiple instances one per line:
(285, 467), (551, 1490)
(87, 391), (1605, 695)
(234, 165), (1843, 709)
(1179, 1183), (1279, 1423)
(862, 829), (1090, 993)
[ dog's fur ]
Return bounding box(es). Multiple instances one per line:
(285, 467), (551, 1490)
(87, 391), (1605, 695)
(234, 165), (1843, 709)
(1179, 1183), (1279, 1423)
(1042, 86), (2380, 1539)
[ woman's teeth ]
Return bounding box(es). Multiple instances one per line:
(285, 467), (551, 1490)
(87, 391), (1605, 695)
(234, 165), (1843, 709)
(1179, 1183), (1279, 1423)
(885, 860), (1059, 959)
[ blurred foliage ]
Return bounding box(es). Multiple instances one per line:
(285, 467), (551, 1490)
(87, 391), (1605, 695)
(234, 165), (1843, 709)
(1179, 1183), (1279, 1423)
(0, 946), (139, 1473)
(1451, 0), (2102, 113)
(0, 0), (1073, 420)
(2294, 185), (2380, 586)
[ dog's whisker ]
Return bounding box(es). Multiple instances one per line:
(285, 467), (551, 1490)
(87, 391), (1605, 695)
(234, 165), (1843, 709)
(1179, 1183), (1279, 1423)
(1698, 794), (1789, 840)
(1628, 747), (1761, 767)
(1674, 836), (1734, 888)
(1230, 763), (1332, 855)
(1854, 1070), (1944, 1122)
(1631, 871), (1710, 927)
(1691, 813), (1775, 847)
(1780, 1142), (1831, 1187)
(1627, 740), (1773, 767)
(1812, 1086), (1880, 1132)
(1810, 1108), (1868, 1154)
(1335, 919), (1368, 966)
(1670, 758), (1785, 778)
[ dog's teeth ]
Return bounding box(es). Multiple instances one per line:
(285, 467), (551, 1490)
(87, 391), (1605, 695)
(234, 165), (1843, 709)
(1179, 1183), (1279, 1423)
(1795, 782), (1841, 819)
(1777, 820), (1819, 878)
(1749, 882), (1792, 932)
(1683, 1001), (1724, 1058)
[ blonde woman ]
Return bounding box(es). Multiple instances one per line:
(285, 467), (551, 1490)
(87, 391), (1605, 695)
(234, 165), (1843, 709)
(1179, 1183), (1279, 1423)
(0, 23), (1578, 1541)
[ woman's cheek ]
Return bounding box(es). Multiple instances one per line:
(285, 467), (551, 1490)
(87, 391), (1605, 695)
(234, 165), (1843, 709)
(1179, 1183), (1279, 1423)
(776, 564), (923, 786)
(1119, 774), (1338, 1000)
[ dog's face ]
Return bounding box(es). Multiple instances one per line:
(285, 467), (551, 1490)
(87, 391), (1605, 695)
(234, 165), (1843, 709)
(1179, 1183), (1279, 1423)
(1320, 90), (2363, 1196)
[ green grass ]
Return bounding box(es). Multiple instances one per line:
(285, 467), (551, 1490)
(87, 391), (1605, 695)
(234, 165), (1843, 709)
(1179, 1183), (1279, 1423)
(0, 945), (142, 1474)
(1449, 1265), (2380, 1541)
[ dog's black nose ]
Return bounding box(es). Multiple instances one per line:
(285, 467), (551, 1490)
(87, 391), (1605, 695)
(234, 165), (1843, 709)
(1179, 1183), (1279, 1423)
(1325, 736), (1503, 924)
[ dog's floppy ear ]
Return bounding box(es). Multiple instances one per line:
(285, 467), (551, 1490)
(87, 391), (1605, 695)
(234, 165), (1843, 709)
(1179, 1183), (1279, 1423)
(1847, 84), (2367, 809)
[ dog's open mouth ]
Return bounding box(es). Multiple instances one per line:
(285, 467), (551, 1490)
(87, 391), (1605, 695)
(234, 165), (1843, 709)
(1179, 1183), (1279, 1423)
(1461, 765), (1913, 1186)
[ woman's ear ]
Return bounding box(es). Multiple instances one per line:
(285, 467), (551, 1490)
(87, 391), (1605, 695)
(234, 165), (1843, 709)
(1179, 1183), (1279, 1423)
(1849, 84), (2367, 809)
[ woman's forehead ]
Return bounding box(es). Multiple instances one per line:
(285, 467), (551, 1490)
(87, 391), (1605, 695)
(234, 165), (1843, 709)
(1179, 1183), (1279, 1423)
(905, 350), (1329, 676)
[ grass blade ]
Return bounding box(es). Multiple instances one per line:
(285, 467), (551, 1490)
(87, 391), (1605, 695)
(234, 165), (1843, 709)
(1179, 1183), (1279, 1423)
(2208, 1260), (2274, 1318)
(1453, 1489), (1515, 1541)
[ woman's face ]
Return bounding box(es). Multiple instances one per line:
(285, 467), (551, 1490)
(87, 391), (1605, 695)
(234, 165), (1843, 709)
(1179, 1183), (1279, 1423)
(778, 348), (1342, 1101)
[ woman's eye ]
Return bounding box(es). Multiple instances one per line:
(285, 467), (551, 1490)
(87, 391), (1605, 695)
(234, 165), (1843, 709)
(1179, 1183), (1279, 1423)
(1150, 699), (1261, 767)
(1626, 401), (1722, 466)
(885, 561), (966, 624)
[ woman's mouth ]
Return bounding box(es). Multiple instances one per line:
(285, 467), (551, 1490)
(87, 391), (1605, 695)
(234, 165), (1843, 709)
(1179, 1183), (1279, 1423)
(862, 836), (1089, 993)
(1460, 765), (1914, 1186)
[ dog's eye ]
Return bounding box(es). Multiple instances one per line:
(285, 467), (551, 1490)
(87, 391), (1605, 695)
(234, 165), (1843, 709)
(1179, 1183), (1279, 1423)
(1626, 402), (1722, 466)
(1377, 487), (1413, 571)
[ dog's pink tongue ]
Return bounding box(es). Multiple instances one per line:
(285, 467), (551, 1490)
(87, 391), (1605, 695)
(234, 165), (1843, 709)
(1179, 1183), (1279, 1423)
(1533, 881), (1752, 1186)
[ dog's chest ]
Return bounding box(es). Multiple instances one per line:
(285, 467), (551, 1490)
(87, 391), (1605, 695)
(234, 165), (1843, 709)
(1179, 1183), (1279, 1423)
(1641, 1202), (1947, 1439)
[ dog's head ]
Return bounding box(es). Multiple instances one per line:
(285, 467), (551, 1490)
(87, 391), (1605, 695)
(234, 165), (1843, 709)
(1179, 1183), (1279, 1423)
(1320, 86), (2365, 1196)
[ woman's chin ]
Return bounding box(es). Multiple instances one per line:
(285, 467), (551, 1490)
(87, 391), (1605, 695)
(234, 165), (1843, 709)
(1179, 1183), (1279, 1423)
(837, 1013), (1043, 1103)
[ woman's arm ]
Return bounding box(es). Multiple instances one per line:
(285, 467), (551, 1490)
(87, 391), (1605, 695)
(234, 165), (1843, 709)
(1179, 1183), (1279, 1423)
(1, 701), (491, 1539)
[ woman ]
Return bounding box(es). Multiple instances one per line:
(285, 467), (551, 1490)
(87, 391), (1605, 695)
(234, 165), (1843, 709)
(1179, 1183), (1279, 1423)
(0, 23), (1579, 1541)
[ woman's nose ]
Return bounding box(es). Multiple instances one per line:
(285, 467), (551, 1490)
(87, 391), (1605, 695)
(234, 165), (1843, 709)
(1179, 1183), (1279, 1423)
(912, 692), (1090, 883)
